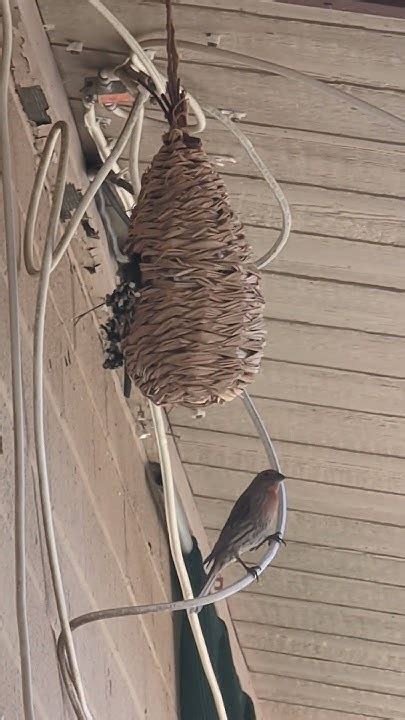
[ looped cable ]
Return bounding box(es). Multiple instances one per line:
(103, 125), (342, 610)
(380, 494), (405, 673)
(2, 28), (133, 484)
(24, 121), (70, 275)
(204, 104), (291, 270)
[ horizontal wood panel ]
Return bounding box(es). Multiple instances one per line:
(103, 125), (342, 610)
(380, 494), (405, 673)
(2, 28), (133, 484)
(229, 593), (405, 644)
(42, 3), (405, 90)
(263, 320), (405, 376)
(223, 563), (405, 615)
(271, 0), (405, 21)
(172, 398), (405, 456)
(255, 230), (405, 285)
(245, 649), (405, 695)
(133, 161), (405, 250)
(252, 672), (405, 718)
(206, 529), (405, 586)
(250, 360), (405, 416)
(70, 104), (405, 247)
(260, 275), (405, 334)
(187, 465), (405, 524)
(179, 65), (405, 145)
(225, 175), (405, 245)
(175, 0), (405, 32)
(71, 102), (405, 204)
(196, 496), (405, 556)
(56, 48), (405, 144)
(134, 118), (405, 198)
(260, 701), (374, 720)
(236, 620), (405, 672)
(176, 428), (405, 493)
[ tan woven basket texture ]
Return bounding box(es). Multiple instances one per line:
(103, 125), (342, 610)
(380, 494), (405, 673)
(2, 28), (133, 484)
(122, 127), (266, 407)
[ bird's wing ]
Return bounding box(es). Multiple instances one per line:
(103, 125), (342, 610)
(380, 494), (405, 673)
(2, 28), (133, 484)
(206, 488), (254, 564)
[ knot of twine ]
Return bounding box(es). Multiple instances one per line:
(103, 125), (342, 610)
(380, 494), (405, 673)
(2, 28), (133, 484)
(164, 0), (188, 129)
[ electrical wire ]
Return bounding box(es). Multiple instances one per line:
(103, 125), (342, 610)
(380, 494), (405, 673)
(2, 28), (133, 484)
(139, 38), (405, 133)
(22, 93), (154, 720)
(150, 403), (228, 720)
(0, 1), (35, 718)
(30, 120), (93, 720)
(85, 0), (206, 133)
(87, 68), (292, 270)
(204, 104), (291, 269)
(83, 101), (134, 212)
(128, 99), (144, 197)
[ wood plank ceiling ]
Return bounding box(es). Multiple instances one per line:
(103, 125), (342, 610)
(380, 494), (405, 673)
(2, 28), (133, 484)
(37, 1), (405, 718)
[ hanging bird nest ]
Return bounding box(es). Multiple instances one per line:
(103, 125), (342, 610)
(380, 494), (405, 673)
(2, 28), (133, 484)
(114, 0), (266, 407)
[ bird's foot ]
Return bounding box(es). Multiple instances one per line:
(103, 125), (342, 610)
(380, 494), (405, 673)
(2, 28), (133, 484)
(247, 565), (261, 582)
(267, 532), (286, 547)
(213, 576), (224, 591)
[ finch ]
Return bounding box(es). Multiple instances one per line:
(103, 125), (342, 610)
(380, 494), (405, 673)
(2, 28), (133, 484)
(194, 469), (285, 611)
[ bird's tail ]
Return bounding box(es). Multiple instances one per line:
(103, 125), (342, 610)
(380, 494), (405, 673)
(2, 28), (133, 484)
(191, 559), (218, 614)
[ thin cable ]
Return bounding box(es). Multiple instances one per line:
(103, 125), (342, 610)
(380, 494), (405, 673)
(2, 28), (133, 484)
(140, 38), (405, 133)
(150, 403), (228, 720)
(24, 95), (150, 720)
(242, 390), (287, 531)
(85, 0), (205, 132)
(85, 0), (166, 95)
(25, 92), (146, 280)
(83, 101), (134, 212)
(204, 104), (291, 269)
(0, 1), (35, 717)
(31, 121), (93, 720)
(128, 101), (144, 197)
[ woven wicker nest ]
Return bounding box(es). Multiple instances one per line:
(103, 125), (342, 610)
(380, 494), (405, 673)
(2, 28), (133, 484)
(122, 127), (265, 407)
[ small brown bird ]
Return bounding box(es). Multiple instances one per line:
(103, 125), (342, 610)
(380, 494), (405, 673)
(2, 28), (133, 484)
(195, 469), (285, 610)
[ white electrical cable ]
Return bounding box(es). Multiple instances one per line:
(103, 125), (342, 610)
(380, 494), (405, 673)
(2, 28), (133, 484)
(83, 101), (135, 212)
(25, 91), (148, 280)
(139, 38), (405, 133)
(95, 66), (292, 269)
(22, 98), (150, 720)
(85, 0), (165, 95)
(203, 104), (291, 269)
(31, 120), (93, 720)
(85, 0), (206, 134)
(128, 100), (144, 197)
(150, 403), (228, 720)
(0, 2), (36, 718)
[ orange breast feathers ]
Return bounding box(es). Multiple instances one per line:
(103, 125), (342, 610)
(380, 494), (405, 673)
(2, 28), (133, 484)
(261, 481), (281, 523)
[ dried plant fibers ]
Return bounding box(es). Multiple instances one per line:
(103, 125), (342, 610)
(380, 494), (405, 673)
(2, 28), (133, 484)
(122, 0), (266, 407)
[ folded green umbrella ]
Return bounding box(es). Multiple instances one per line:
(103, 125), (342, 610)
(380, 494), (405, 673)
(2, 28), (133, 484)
(178, 540), (256, 720)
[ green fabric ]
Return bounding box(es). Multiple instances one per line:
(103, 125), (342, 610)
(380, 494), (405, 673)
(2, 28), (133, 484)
(178, 539), (256, 720)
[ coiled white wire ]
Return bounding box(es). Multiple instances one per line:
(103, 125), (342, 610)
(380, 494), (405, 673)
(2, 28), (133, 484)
(4, 1), (405, 718)
(0, 1), (35, 718)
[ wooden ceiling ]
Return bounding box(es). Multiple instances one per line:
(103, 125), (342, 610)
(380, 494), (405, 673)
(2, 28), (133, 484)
(37, 1), (405, 718)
